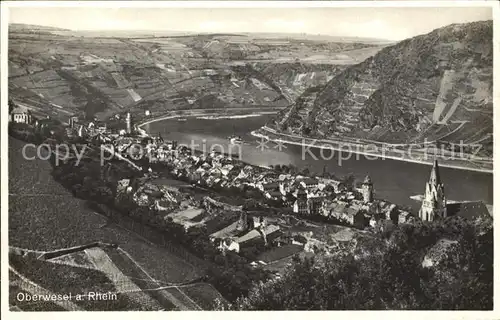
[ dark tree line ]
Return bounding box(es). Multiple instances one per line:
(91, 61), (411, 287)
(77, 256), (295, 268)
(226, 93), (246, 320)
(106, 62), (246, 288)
(219, 216), (493, 310)
(51, 153), (272, 303)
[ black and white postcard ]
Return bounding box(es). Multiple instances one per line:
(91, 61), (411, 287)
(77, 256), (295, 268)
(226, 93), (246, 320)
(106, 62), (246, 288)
(1, 1), (498, 316)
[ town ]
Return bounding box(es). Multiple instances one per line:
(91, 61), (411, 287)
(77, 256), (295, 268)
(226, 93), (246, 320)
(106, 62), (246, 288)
(6, 9), (494, 311)
(9, 103), (491, 263)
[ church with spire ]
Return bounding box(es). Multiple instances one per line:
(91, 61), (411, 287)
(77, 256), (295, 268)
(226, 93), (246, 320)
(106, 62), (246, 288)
(419, 160), (447, 221)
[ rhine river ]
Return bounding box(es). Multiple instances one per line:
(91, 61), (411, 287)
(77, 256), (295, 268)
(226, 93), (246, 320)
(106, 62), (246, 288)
(143, 114), (493, 212)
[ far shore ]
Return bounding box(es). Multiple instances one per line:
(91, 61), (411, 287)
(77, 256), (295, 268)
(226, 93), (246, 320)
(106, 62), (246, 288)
(137, 106), (286, 128)
(250, 129), (493, 174)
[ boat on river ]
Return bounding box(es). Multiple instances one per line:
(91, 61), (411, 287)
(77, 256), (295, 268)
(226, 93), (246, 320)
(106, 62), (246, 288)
(228, 135), (243, 144)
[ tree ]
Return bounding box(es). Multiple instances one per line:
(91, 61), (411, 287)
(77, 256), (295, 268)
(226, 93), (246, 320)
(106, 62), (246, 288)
(220, 217), (493, 310)
(8, 99), (15, 113)
(341, 173), (355, 192)
(243, 199), (262, 211)
(323, 184), (336, 195)
(284, 193), (297, 206)
(299, 167), (310, 177)
(95, 185), (114, 204)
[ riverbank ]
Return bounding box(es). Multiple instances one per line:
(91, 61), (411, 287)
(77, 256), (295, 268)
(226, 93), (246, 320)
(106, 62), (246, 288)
(137, 107), (285, 128)
(138, 110), (493, 174)
(250, 127), (493, 174)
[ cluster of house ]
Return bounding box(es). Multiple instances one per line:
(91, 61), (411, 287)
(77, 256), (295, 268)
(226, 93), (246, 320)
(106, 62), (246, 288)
(292, 175), (413, 229)
(212, 212), (282, 255)
(10, 101), (492, 277)
(116, 177), (184, 212)
(9, 104), (56, 130)
(133, 135), (414, 230)
(87, 125), (418, 231)
(114, 168), (283, 254)
(19, 107), (489, 235)
(9, 105), (34, 124)
(63, 112), (150, 146)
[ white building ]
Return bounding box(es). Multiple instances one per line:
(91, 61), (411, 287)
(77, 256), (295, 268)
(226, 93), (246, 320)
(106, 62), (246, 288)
(219, 238), (240, 254)
(9, 106), (32, 124)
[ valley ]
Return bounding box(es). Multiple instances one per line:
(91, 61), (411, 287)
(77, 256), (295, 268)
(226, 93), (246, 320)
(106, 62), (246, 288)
(8, 25), (385, 123)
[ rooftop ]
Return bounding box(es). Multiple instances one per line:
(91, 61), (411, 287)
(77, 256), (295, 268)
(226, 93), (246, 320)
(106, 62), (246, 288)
(302, 177), (319, 185)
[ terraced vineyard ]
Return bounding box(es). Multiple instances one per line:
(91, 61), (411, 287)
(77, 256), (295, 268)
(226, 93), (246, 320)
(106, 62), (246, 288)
(9, 24), (384, 122)
(271, 21), (493, 158)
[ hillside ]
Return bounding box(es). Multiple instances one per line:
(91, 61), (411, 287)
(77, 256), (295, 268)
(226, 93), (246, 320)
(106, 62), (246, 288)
(9, 23), (70, 33)
(252, 63), (345, 101)
(271, 21), (493, 157)
(8, 24), (383, 121)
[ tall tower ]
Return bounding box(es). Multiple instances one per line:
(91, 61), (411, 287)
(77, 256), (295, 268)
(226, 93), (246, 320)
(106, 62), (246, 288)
(69, 116), (78, 129)
(236, 211), (248, 231)
(126, 112), (132, 134)
(77, 125), (84, 137)
(419, 160), (447, 221)
(362, 175), (374, 203)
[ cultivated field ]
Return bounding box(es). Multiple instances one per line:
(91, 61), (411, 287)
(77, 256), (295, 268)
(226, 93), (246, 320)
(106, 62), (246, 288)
(8, 25), (385, 120)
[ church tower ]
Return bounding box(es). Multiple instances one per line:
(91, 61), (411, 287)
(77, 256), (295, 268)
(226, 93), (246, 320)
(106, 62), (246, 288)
(419, 160), (447, 221)
(362, 175), (374, 203)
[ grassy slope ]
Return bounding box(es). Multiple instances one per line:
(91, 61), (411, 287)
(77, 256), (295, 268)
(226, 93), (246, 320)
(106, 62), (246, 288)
(8, 137), (200, 285)
(8, 136), (231, 310)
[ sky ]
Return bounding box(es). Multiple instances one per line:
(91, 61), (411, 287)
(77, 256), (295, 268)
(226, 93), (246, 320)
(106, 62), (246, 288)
(9, 6), (493, 41)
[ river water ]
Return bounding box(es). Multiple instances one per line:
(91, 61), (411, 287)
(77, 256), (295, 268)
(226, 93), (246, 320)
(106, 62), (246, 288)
(144, 115), (493, 212)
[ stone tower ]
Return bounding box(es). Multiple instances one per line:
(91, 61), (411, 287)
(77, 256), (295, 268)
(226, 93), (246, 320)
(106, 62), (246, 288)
(362, 175), (374, 203)
(419, 160), (447, 222)
(236, 211), (248, 231)
(294, 187), (309, 215)
(126, 112), (132, 134)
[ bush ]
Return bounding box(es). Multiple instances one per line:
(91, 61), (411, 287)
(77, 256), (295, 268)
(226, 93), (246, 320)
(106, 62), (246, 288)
(223, 216), (493, 310)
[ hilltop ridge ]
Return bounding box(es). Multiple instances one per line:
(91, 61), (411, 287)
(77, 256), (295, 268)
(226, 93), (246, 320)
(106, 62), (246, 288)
(270, 20), (493, 157)
(8, 25), (383, 121)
